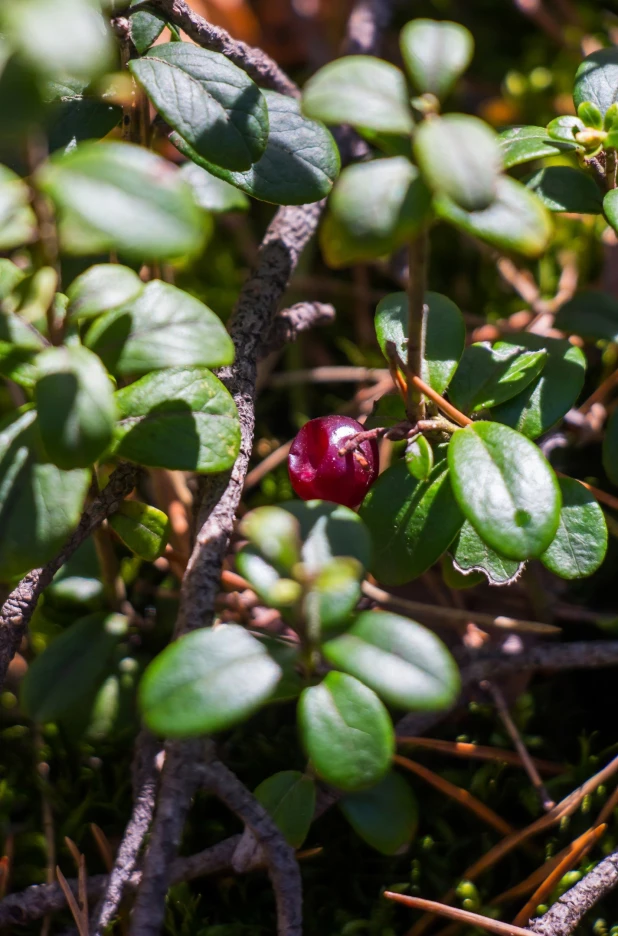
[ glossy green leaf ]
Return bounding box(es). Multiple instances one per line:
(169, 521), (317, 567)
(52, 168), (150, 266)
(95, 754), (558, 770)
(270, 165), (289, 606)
(130, 43), (269, 171)
(574, 48), (618, 118)
(7, 266), (57, 323)
(555, 291), (618, 342)
(85, 280), (233, 376)
(546, 115), (585, 146)
(400, 19), (472, 99)
(0, 309), (45, 389)
(578, 100), (603, 129)
(405, 434), (434, 481)
(340, 770), (418, 855)
(498, 125), (579, 169)
(172, 90), (339, 206)
(139, 624), (282, 737)
(113, 366), (240, 473)
(603, 189), (618, 236)
(451, 519), (524, 586)
(524, 166), (602, 214)
(323, 610), (460, 711)
(179, 161), (249, 212)
(448, 421), (561, 560)
(604, 407), (618, 486)
(359, 459), (463, 586)
(303, 557), (363, 636)
(45, 540), (103, 612)
(37, 142), (207, 260)
(108, 501), (171, 562)
(434, 176), (552, 258)
(46, 78), (121, 155)
(491, 333), (586, 439)
(279, 500), (371, 574)
(21, 611), (127, 723)
(0, 164), (36, 250)
(235, 547), (302, 609)
(448, 341), (548, 414)
(321, 158), (431, 267)
(302, 56), (414, 135)
(0, 408), (90, 580)
(541, 476), (607, 579)
(414, 115), (501, 212)
(129, 0), (167, 54)
(254, 771), (316, 848)
(67, 264), (144, 321)
(298, 672), (394, 791)
(35, 345), (116, 470)
(375, 291), (465, 394)
(364, 393), (407, 430)
(239, 506), (301, 575)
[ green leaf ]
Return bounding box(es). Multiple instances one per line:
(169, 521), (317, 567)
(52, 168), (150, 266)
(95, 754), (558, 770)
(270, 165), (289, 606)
(364, 393), (407, 430)
(0, 0), (114, 80)
(298, 672), (394, 792)
(374, 291), (465, 394)
(34, 345), (116, 470)
(498, 125), (579, 169)
(279, 500), (371, 574)
(0, 164), (37, 250)
(235, 547), (302, 609)
(435, 176), (552, 257)
(0, 43), (46, 139)
(541, 476), (607, 579)
(405, 434), (434, 481)
(21, 611), (127, 723)
(414, 115), (501, 212)
(491, 332), (586, 439)
(400, 18), (472, 99)
(323, 610), (460, 711)
(546, 115), (585, 146)
(0, 258), (26, 300)
(448, 341), (548, 414)
(340, 770), (418, 855)
(85, 280), (234, 375)
(139, 623), (282, 737)
(130, 0), (167, 54)
(602, 189), (618, 237)
(554, 291), (618, 342)
(130, 43), (269, 171)
(302, 56), (414, 135)
(577, 100), (603, 129)
(113, 366), (240, 473)
(67, 264), (145, 321)
(0, 308), (45, 389)
(524, 166), (602, 214)
(303, 557), (363, 636)
(172, 90), (339, 206)
(179, 161), (249, 213)
(108, 501), (171, 561)
(448, 421), (561, 561)
(0, 408), (90, 580)
(441, 553), (485, 589)
(239, 506), (301, 575)
(46, 79), (121, 155)
(36, 141), (207, 261)
(254, 771), (316, 848)
(359, 459), (464, 586)
(451, 520), (524, 586)
(574, 48), (618, 118)
(320, 158), (432, 267)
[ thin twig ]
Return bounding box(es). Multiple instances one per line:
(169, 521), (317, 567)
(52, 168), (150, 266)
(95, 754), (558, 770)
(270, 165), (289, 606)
(529, 848), (618, 935)
(265, 302), (336, 354)
(385, 892), (534, 936)
(396, 738), (565, 775)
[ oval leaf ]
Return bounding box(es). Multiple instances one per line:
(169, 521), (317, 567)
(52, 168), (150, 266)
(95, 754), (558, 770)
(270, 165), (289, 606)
(298, 672), (394, 791)
(448, 341), (548, 414)
(574, 48), (618, 118)
(525, 166), (603, 214)
(279, 500), (371, 575)
(448, 421), (561, 560)
(254, 771), (316, 848)
(452, 520), (524, 586)
(303, 557), (363, 636)
(179, 161), (249, 213)
(541, 476), (607, 579)
(108, 500), (171, 562)
(603, 188), (618, 236)
(130, 0), (166, 54)
(498, 125), (579, 169)
(555, 290), (618, 342)
(405, 434), (434, 481)
(340, 770), (418, 855)
(400, 18), (472, 99)
(67, 264), (145, 321)
(139, 624), (282, 737)
(239, 505), (301, 575)
(0, 164), (37, 250)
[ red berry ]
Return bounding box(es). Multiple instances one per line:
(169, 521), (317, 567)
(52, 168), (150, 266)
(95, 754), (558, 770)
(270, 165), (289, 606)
(288, 416), (379, 508)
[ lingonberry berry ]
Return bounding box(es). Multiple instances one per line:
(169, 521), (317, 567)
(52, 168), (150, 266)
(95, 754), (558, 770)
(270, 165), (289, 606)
(288, 416), (379, 508)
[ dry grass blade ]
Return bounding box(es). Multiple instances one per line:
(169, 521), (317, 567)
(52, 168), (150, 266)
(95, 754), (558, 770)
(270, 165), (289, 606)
(90, 823), (114, 874)
(397, 737), (565, 775)
(384, 892), (533, 936)
(78, 853), (88, 933)
(64, 837), (81, 869)
(56, 865), (88, 936)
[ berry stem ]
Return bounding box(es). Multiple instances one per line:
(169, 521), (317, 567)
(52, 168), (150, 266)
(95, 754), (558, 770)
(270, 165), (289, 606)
(385, 341), (472, 428)
(406, 230), (429, 421)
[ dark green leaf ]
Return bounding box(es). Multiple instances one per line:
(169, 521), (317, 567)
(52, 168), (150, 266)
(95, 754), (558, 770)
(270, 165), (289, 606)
(491, 332), (586, 439)
(524, 166), (602, 214)
(498, 125), (579, 169)
(554, 291), (618, 342)
(359, 459), (463, 586)
(239, 506), (301, 575)
(108, 500), (171, 561)
(45, 540), (103, 612)
(302, 56), (414, 135)
(254, 772), (316, 848)
(400, 18), (472, 99)
(541, 476), (607, 579)
(298, 672), (394, 791)
(37, 141), (207, 260)
(46, 79), (121, 154)
(130, 43), (269, 171)
(603, 189), (618, 236)
(577, 101), (603, 129)
(113, 366), (240, 473)
(130, 0), (167, 54)
(451, 520), (524, 586)
(405, 434), (433, 481)
(414, 115), (501, 212)
(448, 421), (561, 560)
(279, 500), (371, 574)
(21, 611), (127, 723)
(434, 176), (552, 257)
(0, 308), (44, 388)
(320, 157), (432, 267)
(0, 258), (26, 300)
(172, 90), (339, 206)
(375, 291), (465, 394)
(340, 771), (418, 855)
(139, 623), (282, 737)
(323, 610), (460, 711)
(0, 44), (46, 139)
(364, 393), (407, 430)
(448, 341), (548, 414)
(235, 547), (302, 609)
(0, 408), (90, 580)
(35, 345), (116, 469)
(0, 164), (37, 250)
(574, 48), (618, 118)
(303, 557), (363, 636)
(179, 161), (249, 213)
(85, 280), (233, 375)
(546, 115), (585, 146)
(604, 406), (618, 486)
(441, 552), (485, 589)
(67, 264), (144, 321)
